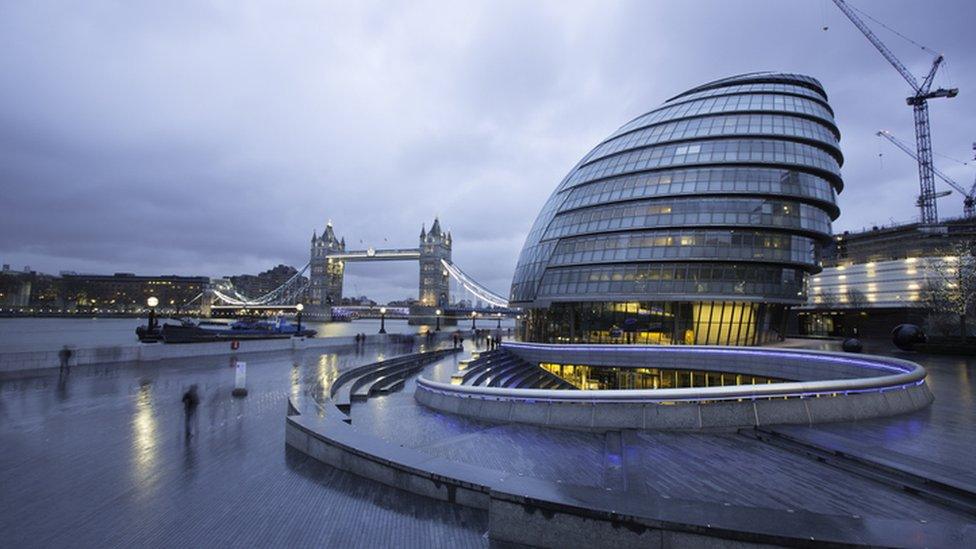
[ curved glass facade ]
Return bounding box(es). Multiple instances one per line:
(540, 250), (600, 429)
(581, 113), (842, 166)
(511, 72), (843, 345)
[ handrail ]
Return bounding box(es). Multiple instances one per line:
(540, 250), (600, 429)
(417, 345), (927, 403)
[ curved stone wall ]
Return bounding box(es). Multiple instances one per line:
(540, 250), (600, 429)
(414, 343), (933, 431)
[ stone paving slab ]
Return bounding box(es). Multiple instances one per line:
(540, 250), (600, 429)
(767, 423), (976, 493)
(344, 342), (976, 528)
(625, 430), (968, 523)
(0, 345), (488, 548)
(420, 423), (606, 488)
(773, 347), (976, 484)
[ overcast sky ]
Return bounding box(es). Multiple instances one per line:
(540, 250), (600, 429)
(2, 1), (974, 302)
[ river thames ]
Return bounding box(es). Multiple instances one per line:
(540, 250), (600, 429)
(0, 317), (516, 353)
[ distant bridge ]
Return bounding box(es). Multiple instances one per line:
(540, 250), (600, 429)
(325, 248), (421, 262)
(186, 217), (512, 320)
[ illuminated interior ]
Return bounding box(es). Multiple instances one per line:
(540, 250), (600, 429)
(540, 362), (786, 390)
(520, 301), (786, 346)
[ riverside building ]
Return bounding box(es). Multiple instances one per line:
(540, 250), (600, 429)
(511, 72), (844, 345)
(795, 216), (976, 337)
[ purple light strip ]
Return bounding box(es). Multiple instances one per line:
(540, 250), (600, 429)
(418, 378), (926, 404)
(501, 342), (917, 375)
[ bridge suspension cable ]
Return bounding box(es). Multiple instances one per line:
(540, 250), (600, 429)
(208, 261), (311, 307)
(440, 259), (509, 309)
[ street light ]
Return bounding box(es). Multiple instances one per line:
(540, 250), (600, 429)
(471, 310), (477, 330)
(146, 296), (159, 331)
(295, 303), (304, 333)
(435, 309), (442, 331)
(379, 307), (387, 334)
(496, 313), (502, 329)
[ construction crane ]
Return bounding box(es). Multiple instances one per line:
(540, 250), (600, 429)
(832, 0), (959, 224)
(971, 140), (976, 216)
(877, 130), (972, 218)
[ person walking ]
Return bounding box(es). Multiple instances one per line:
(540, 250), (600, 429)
(182, 385), (200, 438)
(58, 345), (72, 375)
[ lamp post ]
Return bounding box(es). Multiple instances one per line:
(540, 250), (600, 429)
(435, 309), (442, 331)
(379, 307), (387, 334)
(295, 303), (304, 333)
(496, 313), (502, 329)
(471, 310), (477, 330)
(146, 296), (159, 331)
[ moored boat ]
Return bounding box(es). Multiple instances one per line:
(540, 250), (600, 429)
(137, 317), (316, 343)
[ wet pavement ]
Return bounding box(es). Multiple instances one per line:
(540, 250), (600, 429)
(0, 342), (487, 548)
(350, 340), (976, 526)
(3, 337), (974, 546)
(772, 339), (976, 483)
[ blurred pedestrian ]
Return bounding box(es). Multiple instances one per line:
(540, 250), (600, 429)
(58, 345), (72, 375)
(182, 385), (200, 437)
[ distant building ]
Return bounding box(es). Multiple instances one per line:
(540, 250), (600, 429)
(0, 269), (31, 307)
(228, 264), (306, 301)
(0, 268), (63, 311)
(795, 216), (976, 337)
(61, 273), (209, 313)
(511, 72), (843, 345)
(340, 295), (377, 306)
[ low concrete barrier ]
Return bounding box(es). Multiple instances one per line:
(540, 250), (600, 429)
(285, 396), (965, 547)
(414, 342), (934, 431)
(0, 331), (470, 376)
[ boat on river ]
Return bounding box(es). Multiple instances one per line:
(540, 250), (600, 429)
(137, 318), (316, 343)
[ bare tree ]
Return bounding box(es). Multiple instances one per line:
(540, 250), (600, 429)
(846, 287), (868, 336)
(921, 241), (976, 338)
(846, 287), (867, 310)
(818, 289), (838, 309)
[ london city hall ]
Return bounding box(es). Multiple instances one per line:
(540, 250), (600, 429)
(511, 72), (843, 345)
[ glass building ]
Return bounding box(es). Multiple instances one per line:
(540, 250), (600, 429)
(511, 72), (843, 345)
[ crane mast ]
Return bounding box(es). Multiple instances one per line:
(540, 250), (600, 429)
(971, 142), (976, 217)
(832, 0), (959, 224)
(877, 130), (974, 218)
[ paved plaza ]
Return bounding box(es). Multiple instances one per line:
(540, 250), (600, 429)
(351, 342), (976, 526)
(2, 338), (974, 546)
(0, 342), (486, 548)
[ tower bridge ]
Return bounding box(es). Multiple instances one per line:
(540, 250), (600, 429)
(307, 217), (455, 322)
(195, 217), (511, 320)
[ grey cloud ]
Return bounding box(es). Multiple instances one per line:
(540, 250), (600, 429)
(2, 0), (975, 301)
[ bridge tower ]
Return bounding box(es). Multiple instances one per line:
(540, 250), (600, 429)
(412, 218), (451, 323)
(308, 221), (345, 319)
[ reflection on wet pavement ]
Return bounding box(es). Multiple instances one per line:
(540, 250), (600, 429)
(350, 340), (976, 525)
(0, 342), (487, 547)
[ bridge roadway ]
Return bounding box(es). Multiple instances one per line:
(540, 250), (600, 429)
(0, 341), (486, 548)
(326, 248), (421, 262)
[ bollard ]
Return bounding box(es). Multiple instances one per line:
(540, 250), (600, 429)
(232, 360), (248, 397)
